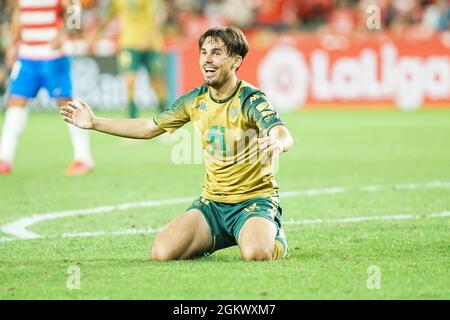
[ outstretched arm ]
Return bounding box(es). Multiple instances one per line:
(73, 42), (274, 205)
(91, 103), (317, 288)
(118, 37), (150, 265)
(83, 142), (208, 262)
(258, 125), (294, 157)
(60, 100), (165, 139)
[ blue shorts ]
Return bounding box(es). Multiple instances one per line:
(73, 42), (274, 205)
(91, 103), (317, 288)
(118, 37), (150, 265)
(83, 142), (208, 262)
(9, 56), (72, 99)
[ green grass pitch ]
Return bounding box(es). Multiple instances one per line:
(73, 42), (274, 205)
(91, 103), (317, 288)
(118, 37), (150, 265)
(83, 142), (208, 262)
(0, 109), (449, 299)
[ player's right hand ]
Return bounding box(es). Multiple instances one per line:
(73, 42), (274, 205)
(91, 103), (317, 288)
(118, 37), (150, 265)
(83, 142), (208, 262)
(60, 99), (95, 130)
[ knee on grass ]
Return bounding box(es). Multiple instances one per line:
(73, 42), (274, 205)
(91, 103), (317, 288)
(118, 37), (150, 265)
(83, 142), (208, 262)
(150, 245), (181, 261)
(240, 245), (274, 261)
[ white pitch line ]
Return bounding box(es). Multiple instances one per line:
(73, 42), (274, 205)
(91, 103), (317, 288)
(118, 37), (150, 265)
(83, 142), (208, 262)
(280, 187), (345, 197)
(284, 211), (450, 225)
(61, 226), (163, 238)
(394, 181), (450, 190)
(1, 180), (449, 241)
(0, 187), (348, 240)
(0, 211), (448, 243)
(1, 197), (193, 240)
(361, 181), (450, 192)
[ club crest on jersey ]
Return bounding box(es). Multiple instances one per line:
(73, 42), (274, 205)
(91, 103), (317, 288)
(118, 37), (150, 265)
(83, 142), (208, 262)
(229, 105), (239, 119)
(197, 101), (207, 111)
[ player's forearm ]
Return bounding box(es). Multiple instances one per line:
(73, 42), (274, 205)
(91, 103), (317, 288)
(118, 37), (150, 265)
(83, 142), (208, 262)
(92, 117), (165, 139)
(269, 125), (294, 153)
(92, 11), (115, 40)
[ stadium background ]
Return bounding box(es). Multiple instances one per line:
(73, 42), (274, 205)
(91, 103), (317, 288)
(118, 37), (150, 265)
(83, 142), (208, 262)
(0, 0), (449, 111)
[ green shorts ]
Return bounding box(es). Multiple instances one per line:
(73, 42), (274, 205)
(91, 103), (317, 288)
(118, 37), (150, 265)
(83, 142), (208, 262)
(118, 48), (166, 77)
(187, 195), (285, 255)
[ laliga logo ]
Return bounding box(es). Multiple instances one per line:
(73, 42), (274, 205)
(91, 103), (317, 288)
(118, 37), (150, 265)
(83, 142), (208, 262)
(258, 45), (309, 113)
(258, 44), (450, 111)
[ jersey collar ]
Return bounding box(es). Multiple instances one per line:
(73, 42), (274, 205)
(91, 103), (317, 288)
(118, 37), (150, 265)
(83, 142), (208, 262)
(208, 80), (242, 104)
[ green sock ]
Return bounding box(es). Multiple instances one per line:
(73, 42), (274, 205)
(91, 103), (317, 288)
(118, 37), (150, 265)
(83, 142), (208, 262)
(128, 101), (138, 119)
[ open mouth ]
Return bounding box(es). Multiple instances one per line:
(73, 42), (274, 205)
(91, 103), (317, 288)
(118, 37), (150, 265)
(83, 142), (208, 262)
(204, 67), (218, 77)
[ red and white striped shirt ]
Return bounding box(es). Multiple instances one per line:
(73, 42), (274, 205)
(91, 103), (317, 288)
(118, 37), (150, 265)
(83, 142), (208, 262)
(18, 0), (65, 60)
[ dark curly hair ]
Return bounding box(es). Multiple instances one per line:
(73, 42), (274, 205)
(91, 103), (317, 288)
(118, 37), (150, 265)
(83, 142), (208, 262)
(198, 26), (249, 60)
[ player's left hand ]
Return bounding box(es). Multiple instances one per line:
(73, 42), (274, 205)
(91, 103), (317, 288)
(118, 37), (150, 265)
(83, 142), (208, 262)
(258, 136), (284, 158)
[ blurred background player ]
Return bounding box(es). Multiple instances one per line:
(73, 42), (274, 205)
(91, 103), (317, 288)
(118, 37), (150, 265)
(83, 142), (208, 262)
(0, 0), (94, 176)
(88, 0), (167, 118)
(0, 0), (9, 98)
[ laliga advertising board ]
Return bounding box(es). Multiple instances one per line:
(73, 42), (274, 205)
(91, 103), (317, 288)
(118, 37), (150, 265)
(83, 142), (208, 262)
(177, 33), (450, 112)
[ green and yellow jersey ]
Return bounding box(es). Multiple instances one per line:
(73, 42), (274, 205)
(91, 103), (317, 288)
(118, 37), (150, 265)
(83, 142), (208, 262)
(111, 0), (164, 50)
(154, 80), (285, 203)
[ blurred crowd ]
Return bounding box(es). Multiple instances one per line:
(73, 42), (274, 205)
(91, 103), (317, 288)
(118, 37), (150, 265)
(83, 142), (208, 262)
(80, 0), (450, 37)
(165, 0), (450, 35)
(0, 0), (447, 108)
(0, 0), (448, 55)
(0, 0), (448, 45)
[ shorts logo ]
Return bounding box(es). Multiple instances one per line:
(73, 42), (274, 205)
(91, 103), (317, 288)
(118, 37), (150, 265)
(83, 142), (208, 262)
(269, 205), (277, 219)
(53, 88), (62, 97)
(244, 203), (259, 214)
(119, 51), (132, 69)
(10, 61), (22, 81)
